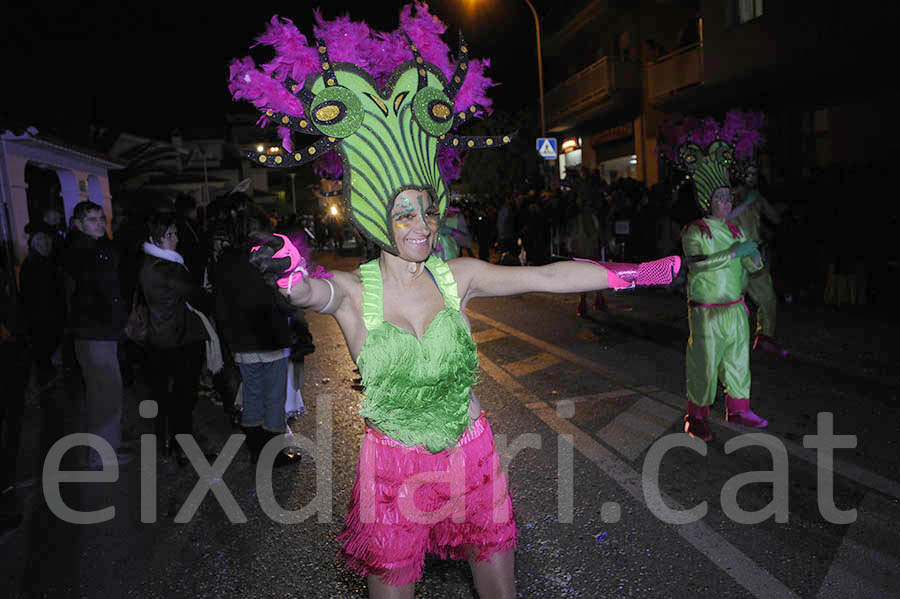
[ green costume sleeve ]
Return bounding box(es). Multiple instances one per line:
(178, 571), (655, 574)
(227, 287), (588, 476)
(741, 255), (764, 274)
(683, 227), (734, 273)
(688, 249), (734, 273)
(682, 220), (748, 304)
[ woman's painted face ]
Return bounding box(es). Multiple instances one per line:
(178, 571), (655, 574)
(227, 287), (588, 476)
(158, 225), (178, 251)
(390, 189), (440, 261)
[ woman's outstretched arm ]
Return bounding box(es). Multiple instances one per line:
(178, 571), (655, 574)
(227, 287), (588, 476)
(451, 254), (681, 301)
(451, 257), (612, 300)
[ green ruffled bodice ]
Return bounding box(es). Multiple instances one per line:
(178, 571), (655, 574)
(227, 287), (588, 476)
(356, 255), (478, 452)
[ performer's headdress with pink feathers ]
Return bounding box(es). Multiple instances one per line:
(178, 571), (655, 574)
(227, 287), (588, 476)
(228, 2), (515, 254)
(657, 109), (765, 212)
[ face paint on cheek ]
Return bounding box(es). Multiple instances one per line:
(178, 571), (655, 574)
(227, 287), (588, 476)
(415, 194), (428, 228)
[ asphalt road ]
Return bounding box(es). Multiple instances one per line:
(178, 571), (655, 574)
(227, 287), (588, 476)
(3, 252), (899, 598)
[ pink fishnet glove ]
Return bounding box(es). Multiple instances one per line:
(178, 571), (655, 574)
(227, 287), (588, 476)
(573, 256), (682, 289)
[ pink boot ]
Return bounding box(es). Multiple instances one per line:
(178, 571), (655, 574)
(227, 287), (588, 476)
(684, 402), (715, 442)
(574, 256), (682, 289)
(725, 396), (768, 428)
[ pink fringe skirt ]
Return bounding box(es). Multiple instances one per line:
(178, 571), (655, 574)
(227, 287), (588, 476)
(337, 413), (518, 586)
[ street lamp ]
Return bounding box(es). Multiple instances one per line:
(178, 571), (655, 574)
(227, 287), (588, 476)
(522, 0), (545, 138)
(465, 0), (544, 136)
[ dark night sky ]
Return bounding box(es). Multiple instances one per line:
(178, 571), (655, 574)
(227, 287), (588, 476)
(3, 1), (551, 140)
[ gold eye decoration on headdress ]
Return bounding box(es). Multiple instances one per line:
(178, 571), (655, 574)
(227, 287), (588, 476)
(309, 85), (363, 138)
(679, 144), (703, 173)
(411, 86), (454, 137)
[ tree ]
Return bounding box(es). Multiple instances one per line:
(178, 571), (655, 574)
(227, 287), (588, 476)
(457, 109), (543, 198)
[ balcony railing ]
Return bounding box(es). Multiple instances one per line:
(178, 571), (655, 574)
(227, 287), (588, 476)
(546, 56), (639, 129)
(646, 42), (704, 100)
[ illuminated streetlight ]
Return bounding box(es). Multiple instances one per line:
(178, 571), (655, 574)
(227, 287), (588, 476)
(330, 205), (338, 216)
(466, 0), (544, 136)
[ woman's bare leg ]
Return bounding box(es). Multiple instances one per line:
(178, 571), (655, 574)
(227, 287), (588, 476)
(367, 574), (415, 599)
(469, 549), (516, 599)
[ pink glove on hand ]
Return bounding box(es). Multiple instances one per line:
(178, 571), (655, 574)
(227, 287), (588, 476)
(574, 256), (682, 290)
(251, 233), (308, 291)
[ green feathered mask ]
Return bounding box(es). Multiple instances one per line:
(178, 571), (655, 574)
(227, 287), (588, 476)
(679, 140), (735, 212)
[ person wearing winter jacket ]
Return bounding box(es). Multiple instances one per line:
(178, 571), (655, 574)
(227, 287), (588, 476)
(138, 212), (209, 465)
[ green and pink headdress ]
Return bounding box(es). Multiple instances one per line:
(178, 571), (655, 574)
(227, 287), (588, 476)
(228, 2), (514, 254)
(658, 109), (765, 212)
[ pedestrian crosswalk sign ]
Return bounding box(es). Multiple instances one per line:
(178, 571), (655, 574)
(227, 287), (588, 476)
(536, 137), (557, 160)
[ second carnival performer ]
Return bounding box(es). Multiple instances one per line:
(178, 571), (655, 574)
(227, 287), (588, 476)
(229, 5), (681, 597)
(728, 164), (788, 356)
(676, 136), (770, 442)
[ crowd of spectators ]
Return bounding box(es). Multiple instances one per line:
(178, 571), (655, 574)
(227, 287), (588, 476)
(457, 161), (894, 311)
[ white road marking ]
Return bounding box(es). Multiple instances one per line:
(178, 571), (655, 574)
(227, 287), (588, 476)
(646, 390), (900, 501)
(817, 493), (900, 598)
(503, 352), (560, 377)
(471, 328), (507, 344)
(468, 311), (625, 382)
(551, 389), (639, 404)
(479, 352), (799, 599)
(468, 309), (900, 501)
(596, 396), (684, 461)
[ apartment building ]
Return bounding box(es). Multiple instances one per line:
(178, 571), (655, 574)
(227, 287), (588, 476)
(542, 0), (897, 186)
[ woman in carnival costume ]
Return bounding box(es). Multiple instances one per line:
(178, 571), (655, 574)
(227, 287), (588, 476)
(659, 112), (770, 442)
(229, 4), (681, 596)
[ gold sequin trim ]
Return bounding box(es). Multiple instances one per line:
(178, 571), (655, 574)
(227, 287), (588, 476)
(299, 120), (308, 128)
(258, 155), (266, 162)
(274, 155), (283, 164)
(281, 116), (290, 124)
(308, 147), (317, 155)
(461, 46), (468, 53)
(452, 138), (459, 146)
(294, 153), (302, 161)
(318, 46), (326, 53)
(486, 138), (494, 146)
(326, 78), (335, 86)
(460, 63), (467, 70)
(467, 140), (475, 148)
(322, 62), (330, 70)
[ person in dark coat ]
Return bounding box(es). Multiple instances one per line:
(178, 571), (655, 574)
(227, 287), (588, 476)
(64, 201), (130, 468)
(213, 209), (299, 468)
(138, 212), (209, 465)
(19, 228), (65, 379)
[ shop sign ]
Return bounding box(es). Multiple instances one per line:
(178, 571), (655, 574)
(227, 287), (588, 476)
(593, 122), (633, 145)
